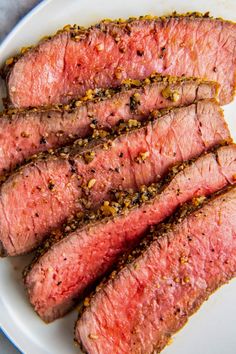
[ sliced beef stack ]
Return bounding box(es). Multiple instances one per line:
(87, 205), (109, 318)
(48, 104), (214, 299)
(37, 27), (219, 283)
(3, 14), (236, 107)
(0, 75), (217, 175)
(24, 144), (236, 322)
(75, 187), (236, 354)
(0, 11), (235, 354)
(0, 100), (230, 256)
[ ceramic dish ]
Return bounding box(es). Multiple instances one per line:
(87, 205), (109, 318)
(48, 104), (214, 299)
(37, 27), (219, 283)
(0, 0), (235, 353)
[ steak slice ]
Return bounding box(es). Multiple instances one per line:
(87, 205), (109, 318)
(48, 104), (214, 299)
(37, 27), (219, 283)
(75, 186), (236, 354)
(0, 76), (217, 175)
(3, 13), (235, 108)
(24, 144), (236, 322)
(0, 100), (230, 256)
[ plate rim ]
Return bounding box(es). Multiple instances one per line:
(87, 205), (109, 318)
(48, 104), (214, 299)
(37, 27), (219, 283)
(0, 1), (235, 353)
(0, 327), (22, 354)
(0, 2), (51, 353)
(0, 0), (51, 52)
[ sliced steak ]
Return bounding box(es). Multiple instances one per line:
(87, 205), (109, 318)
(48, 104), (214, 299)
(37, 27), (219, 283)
(24, 144), (236, 322)
(0, 100), (230, 256)
(75, 186), (236, 354)
(0, 76), (217, 175)
(3, 14), (236, 108)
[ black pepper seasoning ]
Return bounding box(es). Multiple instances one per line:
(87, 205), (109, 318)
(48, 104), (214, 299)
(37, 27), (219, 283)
(40, 136), (47, 144)
(137, 50), (144, 56)
(48, 180), (55, 190)
(130, 93), (141, 112)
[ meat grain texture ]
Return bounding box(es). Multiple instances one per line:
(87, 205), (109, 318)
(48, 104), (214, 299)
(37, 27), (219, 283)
(75, 187), (236, 354)
(0, 100), (230, 256)
(4, 14), (236, 107)
(0, 76), (217, 175)
(24, 144), (236, 322)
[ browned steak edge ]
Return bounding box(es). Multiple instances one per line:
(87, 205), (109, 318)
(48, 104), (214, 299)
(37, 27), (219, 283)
(74, 185), (235, 352)
(23, 142), (231, 279)
(2, 12), (234, 80)
(0, 99), (230, 257)
(0, 73), (218, 116)
(2, 99), (223, 190)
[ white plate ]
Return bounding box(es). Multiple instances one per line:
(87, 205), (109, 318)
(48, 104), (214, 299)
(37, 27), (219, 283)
(0, 0), (236, 353)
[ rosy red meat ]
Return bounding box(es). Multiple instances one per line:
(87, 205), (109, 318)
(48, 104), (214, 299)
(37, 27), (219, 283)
(4, 14), (236, 108)
(0, 100), (230, 256)
(24, 144), (236, 322)
(75, 187), (236, 354)
(0, 76), (217, 175)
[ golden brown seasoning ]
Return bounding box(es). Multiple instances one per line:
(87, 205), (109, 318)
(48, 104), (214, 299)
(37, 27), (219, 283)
(135, 151), (150, 164)
(100, 201), (118, 216)
(83, 298), (90, 307)
(179, 255), (188, 264)
(161, 87), (180, 102)
(88, 334), (99, 340)
(20, 131), (30, 138)
(5, 57), (14, 66)
(87, 179), (96, 189)
(83, 151), (95, 164)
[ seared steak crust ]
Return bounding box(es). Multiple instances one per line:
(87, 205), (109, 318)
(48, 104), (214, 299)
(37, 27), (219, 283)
(75, 187), (236, 354)
(0, 75), (217, 175)
(3, 13), (236, 107)
(0, 100), (230, 256)
(24, 144), (236, 322)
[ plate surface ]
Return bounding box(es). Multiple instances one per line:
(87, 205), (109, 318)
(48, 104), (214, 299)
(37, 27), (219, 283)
(0, 0), (236, 353)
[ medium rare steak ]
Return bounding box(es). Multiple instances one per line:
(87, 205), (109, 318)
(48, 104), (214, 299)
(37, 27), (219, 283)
(0, 100), (230, 256)
(24, 144), (236, 322)
(0, 76), (217, 175)
(75, 187), (236, 354)
(3, 14), (236, 107)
